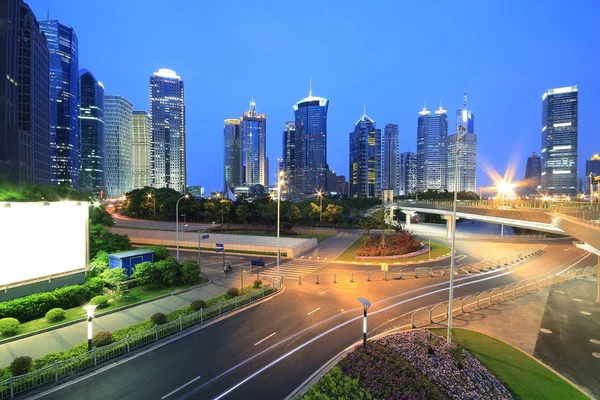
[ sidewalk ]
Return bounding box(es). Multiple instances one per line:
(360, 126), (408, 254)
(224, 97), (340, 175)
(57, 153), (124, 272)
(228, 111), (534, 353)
(300, 232), (360, 260)
(0, 268), (242, 368)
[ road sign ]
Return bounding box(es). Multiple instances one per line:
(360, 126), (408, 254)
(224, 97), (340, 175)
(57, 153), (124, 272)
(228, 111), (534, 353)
(201, 234), (210, 240)
(216, 243), (223, 248)
(216, 248), (224, 253)
(251, 260), (265, 267)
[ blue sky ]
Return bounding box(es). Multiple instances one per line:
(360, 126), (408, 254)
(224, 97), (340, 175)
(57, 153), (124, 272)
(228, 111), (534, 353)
(28, 0), (599, 192)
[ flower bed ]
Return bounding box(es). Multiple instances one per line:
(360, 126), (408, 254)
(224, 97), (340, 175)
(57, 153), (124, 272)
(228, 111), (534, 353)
(354, 245), (430, 260)
(355, 232), (423, 258)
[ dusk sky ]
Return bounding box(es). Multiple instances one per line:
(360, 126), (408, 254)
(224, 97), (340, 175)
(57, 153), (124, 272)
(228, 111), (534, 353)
(28, 0), (599, 192)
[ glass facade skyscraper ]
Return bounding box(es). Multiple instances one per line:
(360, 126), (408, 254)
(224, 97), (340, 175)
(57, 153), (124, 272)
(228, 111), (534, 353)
(39, 20), (79, 188)
(417, 105), (448, 192)
(104, 95), (133, 197)
(150, 69), (186, 193)
(399, 152), (417, 196)
(349, 110), (381, 198)
(241, 98), (267, 186)
(447, 88), (477, 193)
(223, 118), (242, 192)
(455, 86), (474, 134)
(132, 111), (151, 190)
(541, 86), (578, 195)
(78, 70), (105, 195)
(382, 124), (399, 194)
(282, 121), (296, 198)
(523, 151), (542, 194)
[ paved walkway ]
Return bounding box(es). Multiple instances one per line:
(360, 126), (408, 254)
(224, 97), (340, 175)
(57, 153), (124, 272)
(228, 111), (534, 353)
(430, 277), (600, 398)
(406, 221), (516, 237)
(300, 232), (360, 260)
(0, 269), (241, 368)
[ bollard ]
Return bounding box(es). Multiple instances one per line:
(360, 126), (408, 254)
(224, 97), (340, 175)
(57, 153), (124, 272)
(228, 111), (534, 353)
(367, 271), (371, 282)
(384, 271), (387, 281)
(316, 274), (320, 284)
(429, 267), (433, 277)
(298, 275), (302, 285)
(334, 273), (337, 283)
(350, 272), (354, 283)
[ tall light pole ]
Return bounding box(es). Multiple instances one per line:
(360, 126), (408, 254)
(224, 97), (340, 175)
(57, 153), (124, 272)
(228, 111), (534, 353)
(83, 305), (97, 351)
(147, 193), (156, 218)
(357, 297), (371, 351)
(316, 190), (323, 223)
(447, 124), (466, 344)
(277, 171), (285, 286)
(176, 194), (189, 262)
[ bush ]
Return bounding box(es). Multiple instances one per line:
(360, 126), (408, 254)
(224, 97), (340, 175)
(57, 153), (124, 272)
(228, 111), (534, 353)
(0, 318), (20, 336)
(226, 287), (240, 298)
(53, 285), (92, 309)
(150, 312), (167, 325)
(253, 279), (263, 288)
(180, 259), (201, 284)
(140, 245), (169, 261)
(45, 308), (66, 322)
(131, 261), (157, 285)
(100, 267), (127, 289)
(90, 295), (109, 308)
(88, 251), (109, 278)
(8, 356), (32, 376)
(153, 258), (180, 285)
(92, 331), (113, 347)
(85, 277), (104, 296)
(190, 299), (206, 311)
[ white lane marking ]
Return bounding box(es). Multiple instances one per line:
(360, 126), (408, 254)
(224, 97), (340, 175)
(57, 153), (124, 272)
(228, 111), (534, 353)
(254, 332), (276, 346)
(161, 376), (202, 399)
(307, 307), (321, 316)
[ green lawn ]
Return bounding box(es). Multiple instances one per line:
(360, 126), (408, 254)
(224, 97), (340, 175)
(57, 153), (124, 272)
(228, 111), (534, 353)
(334, 235), (451, 264)
(7, 280), (207, 337)
(429, 328), (587, 400)
(206, 229), (336, 243)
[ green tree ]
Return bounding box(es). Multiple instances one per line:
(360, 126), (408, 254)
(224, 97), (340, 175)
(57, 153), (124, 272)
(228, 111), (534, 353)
(288, 204), (301, 222)
(88, 251), (109, 278)
(131, 262), (158, 285)
(140, 245), (170, 261)
(153, 258), (180, 285)
(235, 204), (251, 227)
(100, 267), (127, 289)
(89, 225), (131, 259)
(323, 204), (343, 223)
(180, 259), (201, 283)
(304, 202), (321, 221)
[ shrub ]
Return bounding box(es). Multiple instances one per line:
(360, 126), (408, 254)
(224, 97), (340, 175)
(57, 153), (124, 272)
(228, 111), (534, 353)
(153, 258), (180, 285)
(100, 267), (127, 289)
(88, 251), (109, 278)
(0, 318), (20, 336)
(90, 295), (109, 308)
(303, 366), (374, 400)
(92, 331), (113, 347)
(226, 287), (240, 298)
(140, 245), (169, 261)
(180, 259), (201, 284)
(131, 261), (157, 285)
(190, 300), (206, 311)
(150, 312), (167, 325)
(85, 277), (104, 296)
(45, 308), (66, 322)
(53, 284), (92, 309)
(9, 356), (32, 376)
(253, 279), (262, 288)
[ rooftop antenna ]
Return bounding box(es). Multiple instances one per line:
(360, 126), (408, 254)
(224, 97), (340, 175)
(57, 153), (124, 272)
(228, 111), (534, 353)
(309, 77), (312, 97)
(463, 85), (468, 108)
(47, 9), (49, 20)
(364, 104), (367, 115)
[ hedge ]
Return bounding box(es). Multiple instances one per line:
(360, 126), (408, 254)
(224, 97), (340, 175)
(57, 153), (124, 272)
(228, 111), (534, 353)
(0, 278), (104, 323)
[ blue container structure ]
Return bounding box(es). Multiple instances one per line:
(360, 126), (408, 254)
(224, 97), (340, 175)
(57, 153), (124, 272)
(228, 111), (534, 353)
(108, 249), (154, 278)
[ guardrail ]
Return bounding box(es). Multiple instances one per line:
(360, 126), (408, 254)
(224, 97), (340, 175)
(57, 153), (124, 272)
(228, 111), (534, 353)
(0, 282), (281, 399)
(410, 265), (598, 328)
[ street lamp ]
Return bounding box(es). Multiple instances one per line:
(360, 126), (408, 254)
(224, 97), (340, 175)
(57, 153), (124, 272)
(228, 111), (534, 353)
(357, 297), (371, 351)
(83, 305), (97, 351)
(316, 190), (323, 223)
(277, 171), (285, 286)
(176, 194), (190, 262)
(147, 193), (156, 218)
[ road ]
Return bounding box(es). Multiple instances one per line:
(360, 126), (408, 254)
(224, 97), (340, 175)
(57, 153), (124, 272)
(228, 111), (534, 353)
(30, 238), (592, 400)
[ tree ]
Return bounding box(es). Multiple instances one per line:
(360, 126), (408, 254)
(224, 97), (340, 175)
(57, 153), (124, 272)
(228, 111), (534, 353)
(131, 262), (159, 285)
(305, 202), (321, 221)
(180, 259), (201, 283)
(288, 204), (301, 222)
(89, 205), (114, 227)
(358, 217), (375, 234)
(323, 204), (343, 223)
(88, 251), (109, 278)
(153, 258), (180, 285)
(236, 204), (251, 227)
(371, 208), (388, 248)
(100, 267), (127, 289)
(140, 245), (170, 261)
(89, 225), (131, 259)
(220, 200), (232, 224)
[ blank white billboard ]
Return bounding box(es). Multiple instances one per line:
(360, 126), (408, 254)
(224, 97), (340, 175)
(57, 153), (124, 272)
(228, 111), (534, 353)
(0, 202), (89, 286)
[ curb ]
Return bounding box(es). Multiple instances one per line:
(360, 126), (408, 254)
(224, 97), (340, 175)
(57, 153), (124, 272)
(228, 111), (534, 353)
(0, 280), (212, 346)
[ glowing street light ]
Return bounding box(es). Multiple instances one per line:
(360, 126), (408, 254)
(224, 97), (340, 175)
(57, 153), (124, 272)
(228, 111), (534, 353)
(496, 180), (516, 200)
(147, 193), (156, 217)
(357, 297), (371, 351)
(176, 194), (190, 261)
(316, 190), (324, 223)
(83, 305), (97, 351)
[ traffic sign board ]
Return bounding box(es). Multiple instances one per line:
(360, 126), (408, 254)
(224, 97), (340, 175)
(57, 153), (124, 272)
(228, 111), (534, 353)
(251, 260), (265, 267)
(201, 234), (210, 240)
(216, 243), (224, 248)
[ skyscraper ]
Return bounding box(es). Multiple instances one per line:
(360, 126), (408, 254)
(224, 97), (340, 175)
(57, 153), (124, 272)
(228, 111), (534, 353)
(104, 95), (133, 197)
(382, 124), (399, 194)
(0, 1), (50, 185)
(132, 111), (151, 189)
(241, 98), (267, 186)
(524, 151), (542, 194)
(293, 86), (329, 198)
(349, 109), (381, 198)
(455, 86), (474, 134)
(223, 118), (242, 192)
(586, 153), (600, 177)
(282, 121), (296, 198)
(417, 105), (448, 192)
(78, 70), (105, 195)
(150, 69), (186, 193)
(541, 86), (578, 195)
(447, 88), (477, 193)
(39, 20), (79, 188)
(399, 152), (417, 196)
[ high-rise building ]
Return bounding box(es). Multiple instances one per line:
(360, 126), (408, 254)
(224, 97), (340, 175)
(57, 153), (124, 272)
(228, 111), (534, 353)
(349, 109), (381, 198)
(223, 118), (242, 192)
(0, 1), (50, 184)
(104, 95), (133, 197)
(132, 111), (151, 189)
(455, 86), (474, 134)
(382, 124), (399, 194)
(447, 88), (477, 193)
(150, 69), (186, 193)
(524, 152), (542, 194)
(586, 153), (600, 177)
(541, 86), (578, 195)
(292, 87), (329, 198)
(241, 98), (267, 186)
(326, 169), (347, 195)
(187, 186), (204, 199)
(78, 70), (105, 195)
(39, 20), (79, 188)
(417, 105), (448, 192)
(399, 152), (417, 195)
(282, 121), (296, 197)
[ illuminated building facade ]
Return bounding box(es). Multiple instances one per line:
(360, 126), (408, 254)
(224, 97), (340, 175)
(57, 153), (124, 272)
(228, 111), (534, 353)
(132, 111), (151, 189)
(104, 95), (132, 197)
(224, 118), (242, 192)
(417, 105), (448, 192)
(399, 152), (417, 195)
(241, 98), (267, 186)
(349, 109), (381, 198)
(282, 121), (296, 198)
(382, 124), (399, 195)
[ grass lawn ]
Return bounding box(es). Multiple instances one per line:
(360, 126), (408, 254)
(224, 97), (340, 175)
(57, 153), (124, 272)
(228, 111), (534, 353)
(429, 328), (588, 400)
(206, 229), (336, 243)
(8, 279), (207, 337)
(334, 235), (451, 264)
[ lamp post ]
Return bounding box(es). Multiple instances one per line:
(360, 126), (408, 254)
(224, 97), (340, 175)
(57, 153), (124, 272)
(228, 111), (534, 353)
(447, 125), (466, 344)
(176, 194), (189, 262)
(276, 171), (285, 286)
(83, 305), (97, 351)
(147, 193), (156, 218)
(316, 190), (323, 223)
(357, 297), (371, 351)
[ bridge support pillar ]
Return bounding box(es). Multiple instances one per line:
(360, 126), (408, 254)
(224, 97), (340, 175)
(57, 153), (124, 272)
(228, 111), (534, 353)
(501, 224), (504, 239)
(405, 212), (411, 226)
(442, 215), (457, 239)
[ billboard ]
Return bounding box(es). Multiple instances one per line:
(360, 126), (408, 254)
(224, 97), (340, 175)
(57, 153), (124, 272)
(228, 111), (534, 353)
(0, 201), (89, 287)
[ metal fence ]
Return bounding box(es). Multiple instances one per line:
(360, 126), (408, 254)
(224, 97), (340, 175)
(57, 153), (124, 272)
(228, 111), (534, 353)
(410, 265), (598, 328)
(0, 283), (280, 399)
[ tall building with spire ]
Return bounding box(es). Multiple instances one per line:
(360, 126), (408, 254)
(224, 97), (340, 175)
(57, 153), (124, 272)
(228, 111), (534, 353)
(417, 105), (448, 191)
(241, 97), (267, 186)
(292, 81), (329, 198)
(455, 86), (474, 133)
(382, 123), (399, 194)
(349, 107), (381, 198)
(447, 87), (477, 193)
(223, 118), (242, 192)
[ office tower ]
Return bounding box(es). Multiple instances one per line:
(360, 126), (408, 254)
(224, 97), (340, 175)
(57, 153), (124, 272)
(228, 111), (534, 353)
(39, 20), (79, 188)
(399, 152), (417, 195)
(223, 118), (242, 192)
(586, 153), (600, 177)
(0, 1), (50, 184)
(349, 109), (381, 198)
(150, 69), (186, 193)
(382, 124), (399, 194)
(240, 98), (267, 186)
(187, 186), (204, 199)
(447, 88), (477, 193)
(416, 105), (448, 192)
(132, 111), (151, 189)
(325, 169), (347, 195)
(78, 70), (105, 195)
(524, 151), (542, 194)
(282, 121), (296, 198)
(541, 86), (578, 195)
(455, 86), (475, 134)
(293, 86), (329, 198)
(104, 95), (133, 197)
